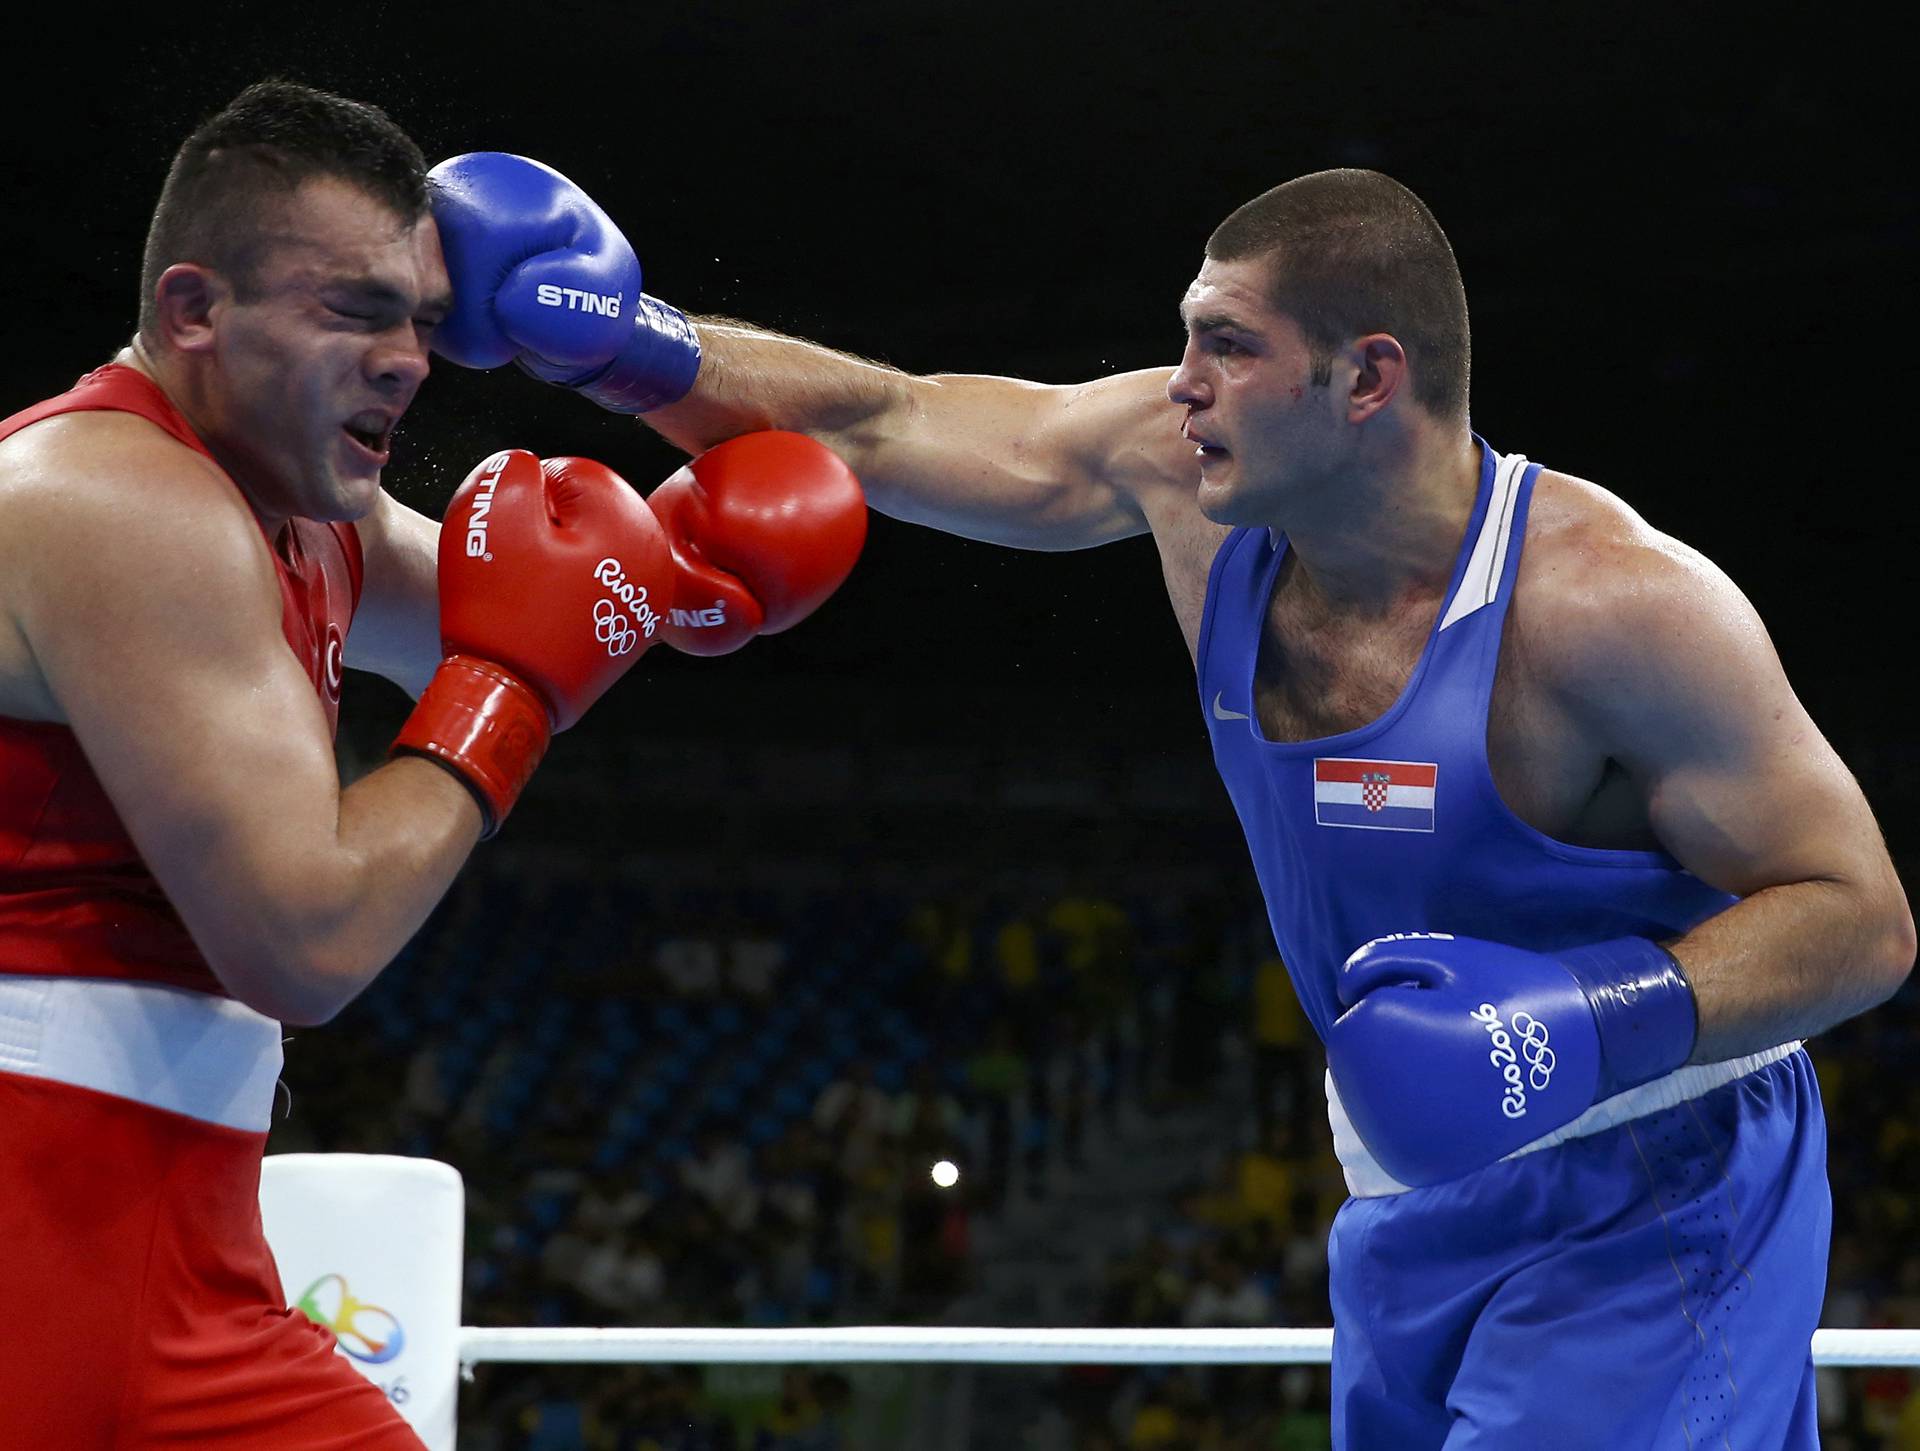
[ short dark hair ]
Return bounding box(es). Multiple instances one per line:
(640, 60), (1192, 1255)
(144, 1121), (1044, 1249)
(1206, 169), (1470, 419)
(138, 80), (429, 334)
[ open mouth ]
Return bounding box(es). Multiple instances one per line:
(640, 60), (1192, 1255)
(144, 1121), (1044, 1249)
(342, 412), (394, 462)
(1183, 422), (1227, 459)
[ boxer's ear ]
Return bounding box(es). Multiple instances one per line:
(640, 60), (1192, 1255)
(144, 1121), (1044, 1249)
(1345, 333), (1408, 424)
(150, 263), (227, 354)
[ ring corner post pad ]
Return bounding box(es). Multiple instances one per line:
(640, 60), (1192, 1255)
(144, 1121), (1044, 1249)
(259, 1153), (466, 1451)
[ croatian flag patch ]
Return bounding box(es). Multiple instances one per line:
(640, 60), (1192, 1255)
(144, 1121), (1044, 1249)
(1313, 758), (1438, 832)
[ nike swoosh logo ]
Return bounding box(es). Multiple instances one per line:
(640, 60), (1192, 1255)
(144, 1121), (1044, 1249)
(1212, 692), (1250, 721)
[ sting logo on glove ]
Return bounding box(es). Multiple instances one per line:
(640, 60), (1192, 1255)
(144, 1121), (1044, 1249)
(534, 284), (623, 317)
(463, 451), (513, 560)
(669, 600), (730, 631)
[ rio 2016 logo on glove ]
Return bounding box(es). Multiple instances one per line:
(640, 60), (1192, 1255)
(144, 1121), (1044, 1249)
(592, 556), (661, 657)
(1470, 1002), (1557, 1119)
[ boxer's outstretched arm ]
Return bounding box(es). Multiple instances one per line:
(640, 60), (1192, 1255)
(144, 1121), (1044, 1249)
(0, 416), (480, 1025)
(646, 321), (1190, 551)
(421, 158), (1190, 549)
(1555, 527), (1915, 1060)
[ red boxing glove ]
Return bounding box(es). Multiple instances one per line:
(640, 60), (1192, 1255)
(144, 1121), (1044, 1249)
(394, 449), (672, 834)
(648, 431), (867, 656)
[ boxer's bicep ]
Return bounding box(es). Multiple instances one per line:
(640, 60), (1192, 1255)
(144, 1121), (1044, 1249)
(342, 488), (440, 698)
(841, 369), (1173, 551)
(18, 455), (364, 998)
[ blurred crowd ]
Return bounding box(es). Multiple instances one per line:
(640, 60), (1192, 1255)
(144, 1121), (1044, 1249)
(273, 862), (1238, 1446)
(270, 857), (1920, 1449)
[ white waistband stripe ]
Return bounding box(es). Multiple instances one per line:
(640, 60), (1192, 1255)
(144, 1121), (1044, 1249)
(1328, 1042), (1804, 1199)
(0, 976), (282, 1132)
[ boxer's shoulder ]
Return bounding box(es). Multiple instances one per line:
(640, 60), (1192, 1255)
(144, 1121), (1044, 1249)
(1511, 466), (1766, 727)
(1059, 365), (1226, 643)
(0, 405), (231, 510)
(1065, 366), (1189, 499)
(0, 406), (281, 641)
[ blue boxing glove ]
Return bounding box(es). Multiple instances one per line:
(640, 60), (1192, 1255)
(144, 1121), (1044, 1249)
(1325, 932), (1697, 1188)
(427, 152), (702, 413)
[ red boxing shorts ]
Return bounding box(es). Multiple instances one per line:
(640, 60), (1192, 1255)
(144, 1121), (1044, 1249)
(0, 976), (422, 1449)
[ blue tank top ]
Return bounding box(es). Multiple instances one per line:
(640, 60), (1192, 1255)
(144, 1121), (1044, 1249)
(1196, 441), (1735, 1042)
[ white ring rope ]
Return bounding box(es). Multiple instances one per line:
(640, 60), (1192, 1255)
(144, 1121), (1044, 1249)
(456, 1325), (1920, 1369)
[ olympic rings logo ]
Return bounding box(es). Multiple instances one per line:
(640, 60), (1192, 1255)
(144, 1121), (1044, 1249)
(594, 597), (639, 657)
(1511, 1010), (1557, 1091)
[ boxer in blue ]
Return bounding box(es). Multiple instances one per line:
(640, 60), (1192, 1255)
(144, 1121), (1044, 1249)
(437, 162), (1914, 1447)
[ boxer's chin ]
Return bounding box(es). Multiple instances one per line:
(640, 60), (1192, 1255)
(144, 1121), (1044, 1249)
(333, 474), (383, 520)
(325, 435), (386, 516)
(1195, 468), (1245, 526)
(311, 457), (381, 521)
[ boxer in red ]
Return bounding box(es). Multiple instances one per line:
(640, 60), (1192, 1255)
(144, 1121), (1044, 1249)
(0, 83), (864, 1447)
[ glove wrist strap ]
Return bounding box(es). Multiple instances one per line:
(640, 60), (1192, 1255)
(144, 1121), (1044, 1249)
(1560, 936), (1699, 1098)
(572, 294), (702, 413)
(391, 655), (553, 838)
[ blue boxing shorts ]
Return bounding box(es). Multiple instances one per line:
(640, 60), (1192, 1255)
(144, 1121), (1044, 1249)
(1328, 1048), (1829, 1449)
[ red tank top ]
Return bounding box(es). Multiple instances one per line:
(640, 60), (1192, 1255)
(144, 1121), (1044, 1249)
(0, 365), (363, 996)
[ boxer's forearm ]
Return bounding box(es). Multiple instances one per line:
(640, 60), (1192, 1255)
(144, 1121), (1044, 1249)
(1670, 871), (1914, 1064)
(206, 757), (481, 1026)
(646, 319), (911, 459)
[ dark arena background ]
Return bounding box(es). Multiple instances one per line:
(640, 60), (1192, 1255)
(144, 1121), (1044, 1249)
(4, 4), (1915, 1447)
